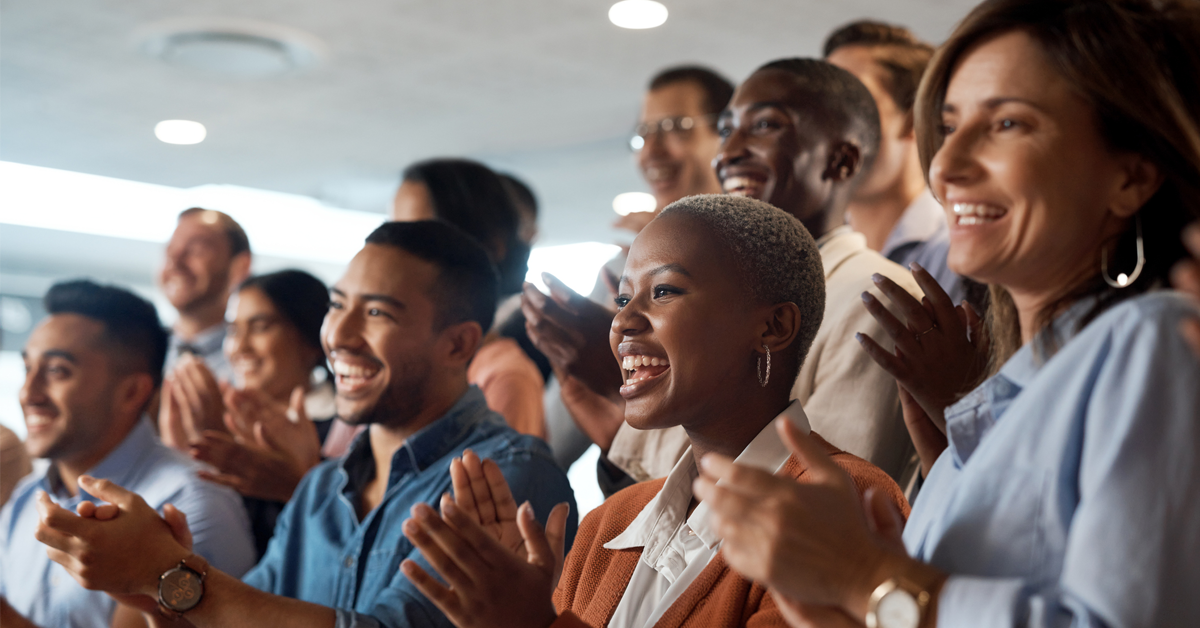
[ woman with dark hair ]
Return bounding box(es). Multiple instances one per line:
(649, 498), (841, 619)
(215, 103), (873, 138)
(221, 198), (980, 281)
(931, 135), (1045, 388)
(695, 1), (1200, 626)
(161, 269), (338, 557)
(391, 158), (547, 438)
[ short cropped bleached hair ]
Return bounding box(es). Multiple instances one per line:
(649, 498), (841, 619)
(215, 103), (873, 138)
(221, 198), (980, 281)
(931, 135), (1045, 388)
(660, 194), (826, 369)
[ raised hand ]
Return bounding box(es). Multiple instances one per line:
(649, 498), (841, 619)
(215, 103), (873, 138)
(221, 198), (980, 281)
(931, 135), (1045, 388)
(857, 262), (988, 430)
(1171, 223), (1200, 357)
(191, 386), (319, 502)
(35, 476), (190, 598)
(401, 494), (569, 628)
(693, 419), (942, 621)
(521, 275), (622, 397)
(558, 373), (625, 452)
(160, 356), (228, 450)
(898, 385), (949, 477)
(448, 450), (525, 556)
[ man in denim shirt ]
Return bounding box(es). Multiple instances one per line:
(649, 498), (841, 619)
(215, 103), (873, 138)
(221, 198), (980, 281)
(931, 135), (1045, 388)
(34, 221), (577, 628)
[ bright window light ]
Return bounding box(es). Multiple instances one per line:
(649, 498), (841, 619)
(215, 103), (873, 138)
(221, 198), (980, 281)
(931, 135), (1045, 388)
(0, 161), (383, 264)
(155, 119), (207, 145)
(526, 242), (622, 296)
(612, 191), (656, 216)
(608, 0), (668, 29)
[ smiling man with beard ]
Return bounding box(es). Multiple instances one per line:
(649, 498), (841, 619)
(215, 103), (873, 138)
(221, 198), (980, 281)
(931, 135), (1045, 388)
(0, 280), (253, 628)
(607, 59), (926, 490)
(33, 221), (577, 628)
(159, 207), (252, 383)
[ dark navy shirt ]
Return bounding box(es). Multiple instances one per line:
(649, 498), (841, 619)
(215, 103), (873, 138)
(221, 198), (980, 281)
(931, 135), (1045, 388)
(242, 386), (577, 628)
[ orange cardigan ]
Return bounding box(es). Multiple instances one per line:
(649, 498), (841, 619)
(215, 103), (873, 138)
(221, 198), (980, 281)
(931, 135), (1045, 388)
(550, 433), (909, 628)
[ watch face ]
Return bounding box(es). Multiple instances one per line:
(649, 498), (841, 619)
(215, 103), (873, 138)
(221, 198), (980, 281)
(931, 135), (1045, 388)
(877, 589), (921, 628)
(160, 568), (203, 612)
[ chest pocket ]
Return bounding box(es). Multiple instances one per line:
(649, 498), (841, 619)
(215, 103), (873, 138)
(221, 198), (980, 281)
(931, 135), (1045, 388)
(933, 465), (1054, 583)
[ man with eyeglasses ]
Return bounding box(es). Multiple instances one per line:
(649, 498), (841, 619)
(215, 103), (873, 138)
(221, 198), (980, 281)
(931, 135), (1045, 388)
(522, 66), (733, 482)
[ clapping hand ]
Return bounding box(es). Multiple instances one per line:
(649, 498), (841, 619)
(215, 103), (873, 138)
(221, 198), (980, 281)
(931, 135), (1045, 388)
(160, 356), (228, 450)
(400, 451), (570, 628)
(521, 274), (622, 397)
(190, 386), (320, 502)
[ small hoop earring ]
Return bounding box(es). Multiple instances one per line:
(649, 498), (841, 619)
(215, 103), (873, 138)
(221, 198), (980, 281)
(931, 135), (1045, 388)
(1102, 213), (1145, 289)
(756, 344), (771, 388)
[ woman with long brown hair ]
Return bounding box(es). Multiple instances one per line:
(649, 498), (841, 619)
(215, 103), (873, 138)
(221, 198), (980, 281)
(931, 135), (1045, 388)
(698, 0), (1200, 626)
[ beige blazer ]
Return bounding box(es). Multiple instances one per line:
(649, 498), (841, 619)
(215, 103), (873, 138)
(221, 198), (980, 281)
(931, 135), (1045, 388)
(608, 227), (923, 483)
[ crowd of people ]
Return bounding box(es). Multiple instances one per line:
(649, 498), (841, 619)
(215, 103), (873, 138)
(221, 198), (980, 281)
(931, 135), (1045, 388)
(2, 0), (1200, 626)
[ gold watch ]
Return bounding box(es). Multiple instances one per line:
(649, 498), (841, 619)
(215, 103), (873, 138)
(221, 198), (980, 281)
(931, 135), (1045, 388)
(157, 554), (209, 617)
(866, 577), (931, 628)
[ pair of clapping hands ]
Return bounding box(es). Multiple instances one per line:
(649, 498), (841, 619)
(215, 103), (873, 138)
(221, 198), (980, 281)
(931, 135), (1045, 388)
(159, 356), (321, 502)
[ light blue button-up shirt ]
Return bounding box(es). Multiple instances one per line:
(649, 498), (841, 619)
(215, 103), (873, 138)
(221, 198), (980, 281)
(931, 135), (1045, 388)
(904, 291), (1200, 626)
(0, 418), (255, 628)
(243, 385), (578, 628)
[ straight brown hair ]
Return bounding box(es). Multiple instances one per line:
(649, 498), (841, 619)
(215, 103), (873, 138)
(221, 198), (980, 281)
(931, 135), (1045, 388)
(914, 0), (1200, 370)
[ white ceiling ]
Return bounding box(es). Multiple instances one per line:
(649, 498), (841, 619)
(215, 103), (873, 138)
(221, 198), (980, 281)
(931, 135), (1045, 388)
(1, 0), (977, 248)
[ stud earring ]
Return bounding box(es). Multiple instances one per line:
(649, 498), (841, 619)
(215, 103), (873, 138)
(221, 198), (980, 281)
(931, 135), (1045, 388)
(1101, 213), (1145, 289)
(757, 344), (771, 388)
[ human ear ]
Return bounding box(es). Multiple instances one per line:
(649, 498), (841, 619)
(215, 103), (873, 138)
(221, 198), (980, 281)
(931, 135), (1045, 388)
(822, 142), (863, 183)
(1109, 154), (1165, 218)
(114, 372), (156, 419)
(228, 252), (252, 293)
(756, 302), (802, 354)
(439, 322), (484, 368)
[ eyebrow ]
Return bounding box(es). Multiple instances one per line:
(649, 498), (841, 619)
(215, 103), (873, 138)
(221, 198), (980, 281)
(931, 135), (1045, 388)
(942, 96), (1048, 114)
(329, 287), (406, 309)
(21, 349), (78, 364)
(619, 263), (693, 286)
(719, 102), (793, 122)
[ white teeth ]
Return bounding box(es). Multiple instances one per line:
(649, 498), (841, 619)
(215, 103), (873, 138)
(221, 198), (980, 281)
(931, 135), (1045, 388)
(952, 203), (1006, 218)
(332, 361), (378, 378)
(25, 415), (51, 427)
(721, 176), (759, 193)
(620, 355), (671, 383)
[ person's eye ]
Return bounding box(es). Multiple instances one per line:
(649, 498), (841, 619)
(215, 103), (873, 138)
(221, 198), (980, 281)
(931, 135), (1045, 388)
(717, 125), (732, 139)
(367, 308), (383, 316)
(653, 285), (681, 299)
(751, 119), (781, 133)
(46, 365), (70, 378)
(328, 300), (343, 310)
(614, 295), (630, 309)
(938, 120), (956, 135)
(996, 118), (1021, 131)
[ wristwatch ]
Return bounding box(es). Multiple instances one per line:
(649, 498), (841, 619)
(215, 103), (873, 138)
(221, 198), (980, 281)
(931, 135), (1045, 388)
(157, 554), (209, 617)
(866, 577), (931, 628)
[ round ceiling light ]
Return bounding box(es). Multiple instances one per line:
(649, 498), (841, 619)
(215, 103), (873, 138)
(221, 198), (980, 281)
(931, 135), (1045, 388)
(609, 0), (669, 29)
(613, 192), (657, 216)
(137, 18), (324, 79)
(155, 120), (207, 145)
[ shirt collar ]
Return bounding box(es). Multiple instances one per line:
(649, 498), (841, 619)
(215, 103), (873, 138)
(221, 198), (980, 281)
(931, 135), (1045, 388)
(815, 226), (866, 280)
(943, 297), (1096, 465)
(604, 400), (812, 553)
(340, 385), (495, 493)
(42, 417), (157, 499)
(170, 323), (227, 357)
(881, 191), (947, 258)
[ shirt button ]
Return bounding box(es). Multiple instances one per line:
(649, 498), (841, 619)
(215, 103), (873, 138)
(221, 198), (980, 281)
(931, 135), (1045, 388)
(344, 557), (354, 568)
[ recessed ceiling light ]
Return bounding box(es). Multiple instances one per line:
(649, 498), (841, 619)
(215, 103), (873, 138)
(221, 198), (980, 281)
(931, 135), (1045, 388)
(609, 0), (668, 29)
(613, 192), (656, 216)
(155, 120), (207, 145)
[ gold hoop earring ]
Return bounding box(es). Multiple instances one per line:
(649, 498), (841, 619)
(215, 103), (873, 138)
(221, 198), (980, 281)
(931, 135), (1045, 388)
(1102, 213), (1145, 289)
(756, 344), (771, 388)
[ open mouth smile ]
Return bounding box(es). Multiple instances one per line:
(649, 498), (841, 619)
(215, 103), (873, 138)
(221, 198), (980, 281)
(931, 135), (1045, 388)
(619, 354), (671, 398)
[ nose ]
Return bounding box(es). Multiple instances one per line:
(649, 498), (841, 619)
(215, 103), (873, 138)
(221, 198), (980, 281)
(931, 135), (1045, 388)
(225, 328), (248, 359)
(321, 304), (364, 357)
(929, 124), (984, 194)
(713, 126), (749, 177)
(638, 129), (669, 164)
(611, 294), (651, 340)
(19, 367), (47, 408)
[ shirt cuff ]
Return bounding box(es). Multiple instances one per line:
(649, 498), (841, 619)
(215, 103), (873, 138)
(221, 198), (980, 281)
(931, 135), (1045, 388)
(335, 609), (382, 628)
(938, 575), (1028, 627)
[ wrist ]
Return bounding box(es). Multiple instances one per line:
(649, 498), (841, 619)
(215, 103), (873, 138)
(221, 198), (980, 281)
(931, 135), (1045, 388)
(140, 546), (192, 598)
(854, 552), (947, 628)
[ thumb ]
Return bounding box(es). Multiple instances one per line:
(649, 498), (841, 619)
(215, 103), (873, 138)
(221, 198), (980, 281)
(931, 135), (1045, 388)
(254, 421), (279, 451)
(516, 502), (554, 571)
(161, 503), (195, 551)
(288, 386), (310, 424)
(542, 273), (582, 310)
(78, 476), (138, 509)
(775, 418), (843, 483)
(862, 488), (906, 553)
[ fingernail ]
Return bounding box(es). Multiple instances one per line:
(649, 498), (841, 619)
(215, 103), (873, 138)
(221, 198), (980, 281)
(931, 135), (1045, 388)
(861, 291), (872, 303)
(855, 332), (865, 343)
(871, 273), (884, 283)
(520, 501), (534, 520)
(699, 454), (715, 470)
(910, 261), (925, 273)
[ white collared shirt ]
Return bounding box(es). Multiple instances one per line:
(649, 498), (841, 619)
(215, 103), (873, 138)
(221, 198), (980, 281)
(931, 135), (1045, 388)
(604, 401), (812, 627)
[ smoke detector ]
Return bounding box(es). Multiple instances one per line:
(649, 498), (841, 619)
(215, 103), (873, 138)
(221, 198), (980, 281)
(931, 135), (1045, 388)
(137, 18), (325, 79)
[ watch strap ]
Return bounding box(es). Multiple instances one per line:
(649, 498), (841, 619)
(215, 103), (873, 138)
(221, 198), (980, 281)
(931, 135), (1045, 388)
(157, 554), (209, 617)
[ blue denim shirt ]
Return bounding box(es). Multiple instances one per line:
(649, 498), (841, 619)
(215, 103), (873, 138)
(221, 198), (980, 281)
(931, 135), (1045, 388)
(904, 292), (1200, 626)
(0, 419), (255, 628)
(243, 386), (577, 628)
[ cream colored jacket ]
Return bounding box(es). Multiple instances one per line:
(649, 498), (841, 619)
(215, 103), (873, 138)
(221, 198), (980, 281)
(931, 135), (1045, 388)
(608, 227), (923, 483)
